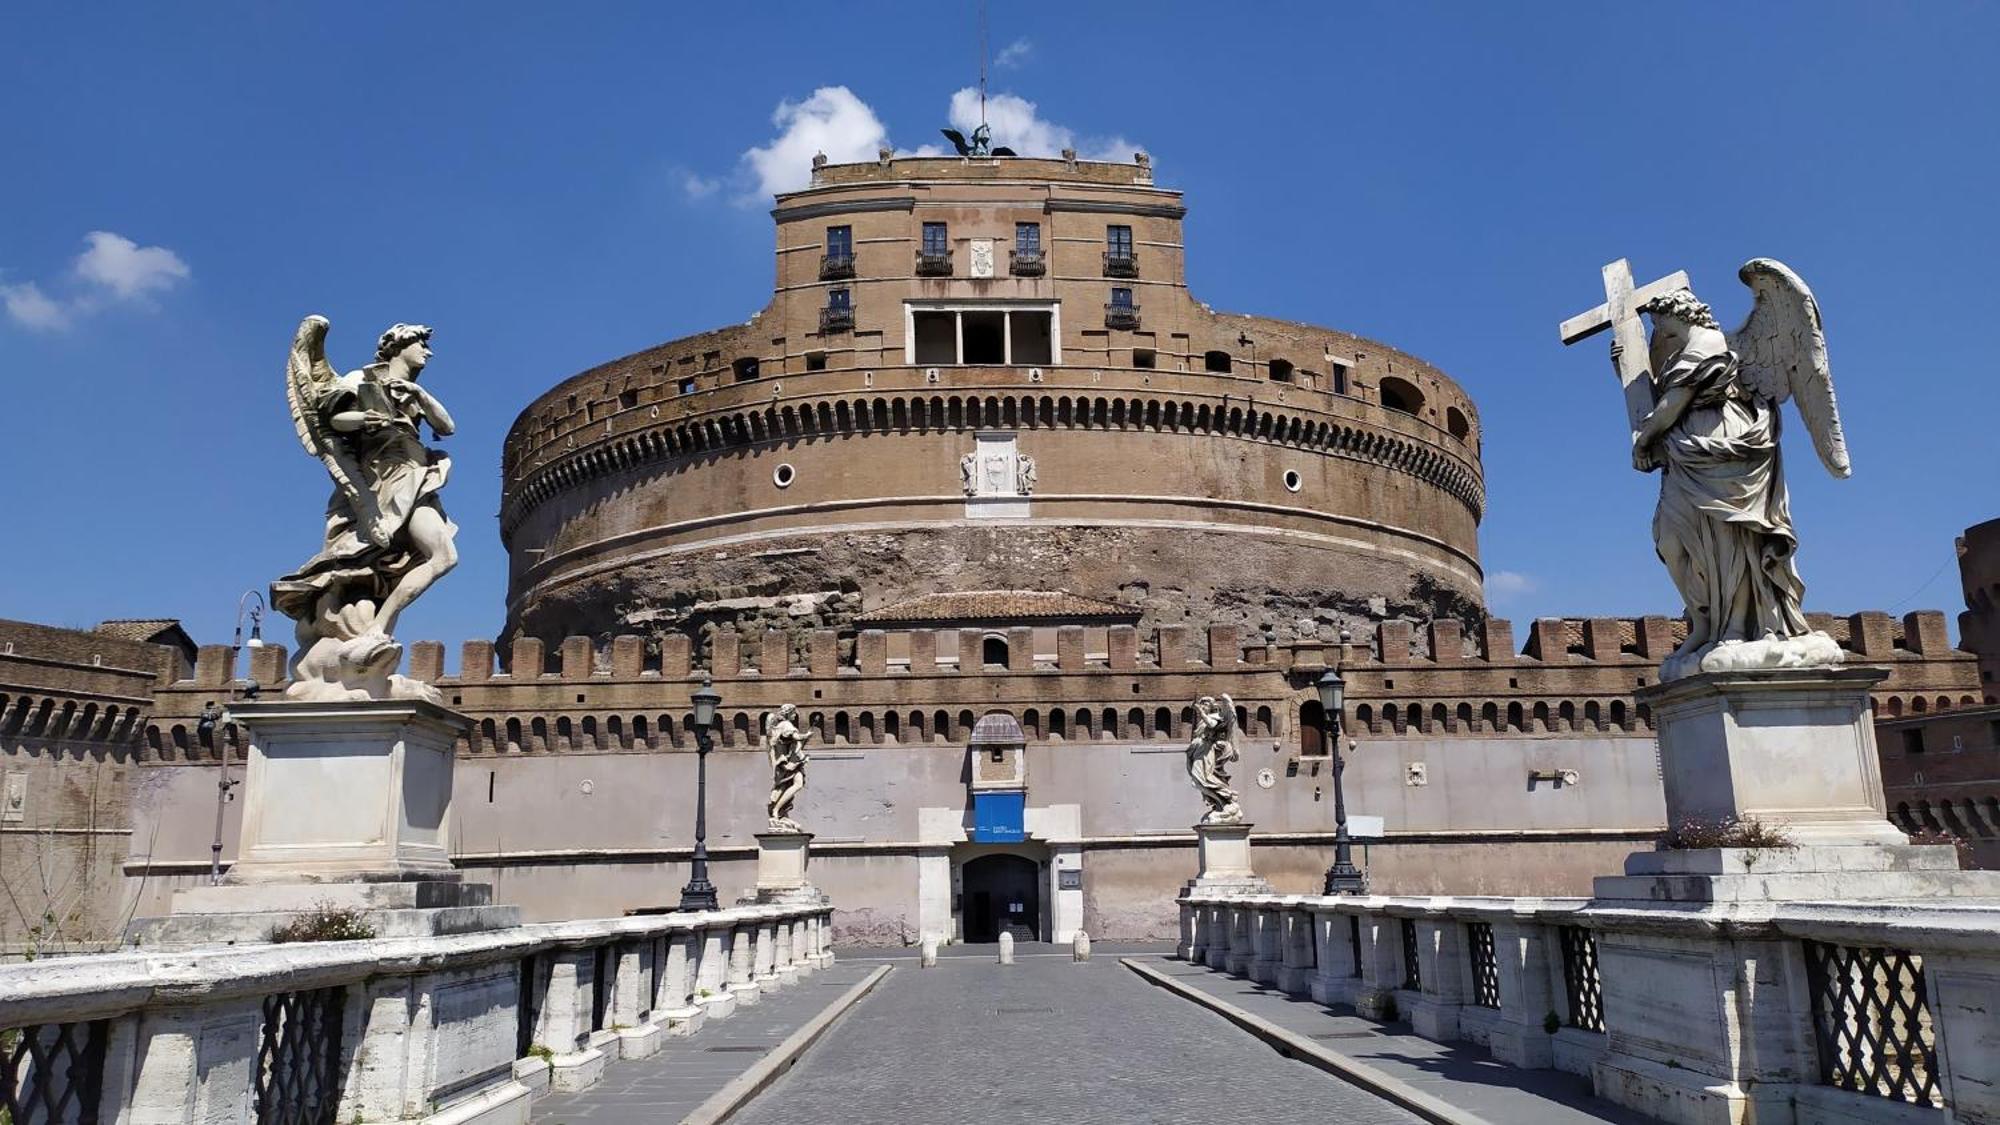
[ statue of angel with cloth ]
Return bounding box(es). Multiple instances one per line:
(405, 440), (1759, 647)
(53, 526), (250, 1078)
(762, 703), (813, 831)
(1619, 260), (1851, 681)
(272, 316), (459, 701)
(1185, 694), (1242, 824)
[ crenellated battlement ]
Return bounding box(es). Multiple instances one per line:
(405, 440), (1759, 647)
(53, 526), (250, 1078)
(142, 610), (1979, 763)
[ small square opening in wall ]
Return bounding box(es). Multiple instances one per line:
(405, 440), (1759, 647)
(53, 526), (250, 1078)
(1383, 678), (1394, 689)
(806, 352), (828, 372)
(1133, 348), (1156, 369)
(1509, 677), (1519, 688)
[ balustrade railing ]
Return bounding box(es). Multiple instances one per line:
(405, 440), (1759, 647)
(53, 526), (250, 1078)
(1177, 890), (2000, 1120)
(0, 901), (835, 1124)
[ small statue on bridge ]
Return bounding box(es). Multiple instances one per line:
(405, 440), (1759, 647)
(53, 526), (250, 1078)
(763, 703), (813, 831)
(1186, 694), (1242, 824)
(273, 317), (459, 702)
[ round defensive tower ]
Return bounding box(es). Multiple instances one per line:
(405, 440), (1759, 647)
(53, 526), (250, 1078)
(501, 153), (1486, 647)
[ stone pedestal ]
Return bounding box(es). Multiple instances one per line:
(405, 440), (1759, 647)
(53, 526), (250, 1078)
(1183, 822), (1273, 894)
(132, 699), (516, 945)
(737, 830), (826, 906)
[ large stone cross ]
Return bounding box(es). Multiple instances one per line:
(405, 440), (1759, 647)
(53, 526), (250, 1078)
(1559, 259), (1690, 431)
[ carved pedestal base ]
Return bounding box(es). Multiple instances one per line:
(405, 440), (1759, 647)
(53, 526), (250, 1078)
(737, 830), (826, 906)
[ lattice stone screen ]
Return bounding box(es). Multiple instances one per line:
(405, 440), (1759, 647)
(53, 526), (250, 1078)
(1559, 925), (1604, 1032)
(1802, 941), (1941, 1106)
(2, 1019), (107, 1125)
(1467, 922), (1500, 1008)
(255, 986), (346, 1125)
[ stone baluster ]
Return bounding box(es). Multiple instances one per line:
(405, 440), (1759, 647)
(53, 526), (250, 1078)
(1309, 904), (1361, 1007)
(696, 917), (737, 1019)
(726, 914), (761, 1006)
(1409, 912), (1469, 1042)
(658, 926), (704, 1035)
(1275, 899), (1318, 997)
(1178, 895), (1202, 961)
(1202, 902), (1230, 971)
(1225, 902), (1257, 977)
(1355, 909), (1401, 1022)
(753, 911), (780, 989)
(1250, 900), (1285, 985)
(1486, 910), (1558, 1068)
(821, 907), (837, 964)
(544, 948), (610, 1092)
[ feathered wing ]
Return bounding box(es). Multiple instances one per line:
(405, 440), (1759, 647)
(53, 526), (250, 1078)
(287, 315), (391, 546)
(939, 128), (969, 155)
(1729, 259), (1852, 478)
(1219, 693), (1238, 763)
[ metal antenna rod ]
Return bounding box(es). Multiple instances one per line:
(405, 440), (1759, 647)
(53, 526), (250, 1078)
(978, 0), (988, 126)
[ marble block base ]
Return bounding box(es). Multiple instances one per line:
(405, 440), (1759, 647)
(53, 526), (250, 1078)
(1594, 842), (2000, 903)
(1180, 822), (1274, 898)
(1641, 668), (1905, 848)
(131, 878), (518, 946)
(224, 698), (470, 883)
(737, 830), (827, 906)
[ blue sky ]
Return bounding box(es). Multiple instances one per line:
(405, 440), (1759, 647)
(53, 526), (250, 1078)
(3, 3), (1995, 656)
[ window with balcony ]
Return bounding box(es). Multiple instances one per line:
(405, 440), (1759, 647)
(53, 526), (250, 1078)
(1105, 287), (1139, 329)
(821, 225), (854, 280)
(820, 286), (853, 333)
(918, 222), (951, 275)
(1011, 222), (1044, 275)
(1104, 225), (1137, 277)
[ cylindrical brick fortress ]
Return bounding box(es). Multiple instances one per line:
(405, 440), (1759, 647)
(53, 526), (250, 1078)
(501, 156), (1484, 647)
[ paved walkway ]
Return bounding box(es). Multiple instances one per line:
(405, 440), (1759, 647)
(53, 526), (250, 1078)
(534, 959), (880, 1123)
(729, 950), (1426, 1125)
(1136, 956), (1652, 1125)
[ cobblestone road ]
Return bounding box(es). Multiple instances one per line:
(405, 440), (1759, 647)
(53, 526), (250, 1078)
(730, 954), (1425, 1125)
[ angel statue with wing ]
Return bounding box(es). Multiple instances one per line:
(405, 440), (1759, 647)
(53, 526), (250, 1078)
(762, 704), (813, 831)
(1185, 694), (1242, 824)
(1621, 260), (1851, 681)
(271, 316), (459, 702)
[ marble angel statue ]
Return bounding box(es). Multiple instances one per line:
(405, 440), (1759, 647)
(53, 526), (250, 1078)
(1621, 260), (1851, 681)
(1185, 694), (1242, 824)
(272, 317), (460, 702)
(762, 703), (813, 830)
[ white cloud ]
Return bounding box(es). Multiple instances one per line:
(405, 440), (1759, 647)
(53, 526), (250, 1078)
(945, 87), (1136, 161)
(2, 281), (69, 331)
(1486, 570), (1538, 599)
(739, 86), (890, 199)
(994, 38), (1032, 69)
(1, 231), (191, 331)
(73, 231), (190, 299)
(680, 171), (720, 200)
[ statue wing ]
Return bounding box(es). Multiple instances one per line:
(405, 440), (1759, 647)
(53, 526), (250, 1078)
(940, 128), (969, 155)
(1220, 694), (1237, 739)
(287, 316), (393, 546)
(1729, 259), (1852, 478)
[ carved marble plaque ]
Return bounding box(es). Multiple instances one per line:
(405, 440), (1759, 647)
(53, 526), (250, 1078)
(969, 239), (995, 278)
(2, 773), (22, 823)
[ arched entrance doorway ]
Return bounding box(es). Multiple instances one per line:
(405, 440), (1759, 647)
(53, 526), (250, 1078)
(961, 854), (1041, 942)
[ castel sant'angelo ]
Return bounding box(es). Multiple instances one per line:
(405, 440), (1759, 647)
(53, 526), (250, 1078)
(101, 150), (1983, 945)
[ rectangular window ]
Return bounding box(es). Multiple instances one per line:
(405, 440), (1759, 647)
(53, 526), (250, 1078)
(1110, 287), (1134, 309)
(678, 377), (696, 396)
(805, 352), (828, 372)
(1016, 222), (1040, 252)
(1132, 348), (1156, 369)
(1107, 225), (1133, 257)
(1903, 729), (1924, 754)
(1331, 361), (1350, 394)
(826, 225), (852, 257)
(827, 287), (851, 310)
(922, 222), (948, 256)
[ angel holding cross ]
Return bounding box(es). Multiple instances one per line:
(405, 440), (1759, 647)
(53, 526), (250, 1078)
(1572, 259), (1851, 681)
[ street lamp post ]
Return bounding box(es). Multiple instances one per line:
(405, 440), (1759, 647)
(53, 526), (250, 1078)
(202, 592), (266, 886)
(1319, 668), (1368, 895)
(677, 676), (722, 912)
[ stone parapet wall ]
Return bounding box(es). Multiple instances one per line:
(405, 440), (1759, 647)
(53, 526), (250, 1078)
(138, 610), (1978, 763)
(0, 901), (834, 1121)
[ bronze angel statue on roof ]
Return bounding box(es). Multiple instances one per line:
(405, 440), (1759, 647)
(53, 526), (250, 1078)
(272, 316), (459, 701)
(1619, 260), (1850, 680)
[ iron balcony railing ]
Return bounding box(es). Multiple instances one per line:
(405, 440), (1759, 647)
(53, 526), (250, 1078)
(819, 306), (855, 333)
(819, 253), (855, 280)
(915, 249), (953, 277)
(1103, 303), (1141, 329)
(1009, 248), (1046, 276)
(1103, 251), (1139, 278)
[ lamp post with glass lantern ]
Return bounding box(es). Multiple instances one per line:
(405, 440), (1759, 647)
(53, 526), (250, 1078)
(677, 675), (722, 912)
(1319, 668), (1368, 895)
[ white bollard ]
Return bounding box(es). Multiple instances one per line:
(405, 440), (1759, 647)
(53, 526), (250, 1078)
(919, 934), (939, 968)
(998, 931), (1015, 965)
(1073, 930), (1091, 962)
